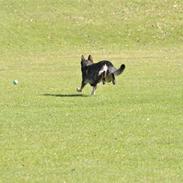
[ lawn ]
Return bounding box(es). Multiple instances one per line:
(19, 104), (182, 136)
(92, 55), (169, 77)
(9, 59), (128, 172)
(0, 0), (183, 182)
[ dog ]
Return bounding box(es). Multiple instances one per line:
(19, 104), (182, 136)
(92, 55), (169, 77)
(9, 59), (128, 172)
(77, 55), (126, 95)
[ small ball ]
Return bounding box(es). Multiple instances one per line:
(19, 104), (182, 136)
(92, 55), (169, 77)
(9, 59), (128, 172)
(13, 80), (18, 85)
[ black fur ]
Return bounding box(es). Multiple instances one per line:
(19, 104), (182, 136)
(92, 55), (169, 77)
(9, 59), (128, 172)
(77, 55), (125, 95)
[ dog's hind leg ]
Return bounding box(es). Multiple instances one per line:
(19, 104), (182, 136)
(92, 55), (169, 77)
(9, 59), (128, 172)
(77, 81), (86, 92)
(112, 74), (116, 85)
(102, 71), (106, 85)
(91, 85), (97, 95)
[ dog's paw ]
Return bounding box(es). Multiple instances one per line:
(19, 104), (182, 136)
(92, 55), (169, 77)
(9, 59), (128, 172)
(76, 88), (82, 92)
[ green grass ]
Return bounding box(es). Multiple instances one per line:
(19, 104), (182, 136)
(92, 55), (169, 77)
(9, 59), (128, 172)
(0, 0), (183, 182)
(0, 0), (183, 52)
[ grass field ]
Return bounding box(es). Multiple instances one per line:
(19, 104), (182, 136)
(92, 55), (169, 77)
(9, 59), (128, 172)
(0, 0), (183, 182)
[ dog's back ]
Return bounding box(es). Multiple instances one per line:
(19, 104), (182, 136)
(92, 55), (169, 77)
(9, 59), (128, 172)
(86, 61), (113, 85)
(82, 60), (125, 86)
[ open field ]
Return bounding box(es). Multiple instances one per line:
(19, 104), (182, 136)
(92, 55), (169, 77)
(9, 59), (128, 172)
(0, 0), (183, 182)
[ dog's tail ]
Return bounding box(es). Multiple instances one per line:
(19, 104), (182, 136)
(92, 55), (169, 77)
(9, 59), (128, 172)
(110, 64), (125, 76)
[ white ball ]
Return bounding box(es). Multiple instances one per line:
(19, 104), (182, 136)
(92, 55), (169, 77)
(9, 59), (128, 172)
(13, 80), (18, 85)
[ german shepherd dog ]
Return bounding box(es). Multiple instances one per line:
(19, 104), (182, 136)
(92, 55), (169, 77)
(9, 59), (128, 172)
(77, 55), (126, 95)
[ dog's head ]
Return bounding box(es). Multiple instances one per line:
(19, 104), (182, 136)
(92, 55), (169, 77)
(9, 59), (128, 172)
(81, 55), (93, 68)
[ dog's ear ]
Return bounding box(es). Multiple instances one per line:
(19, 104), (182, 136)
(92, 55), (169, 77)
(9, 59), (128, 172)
(81, 55), (85, 62)
(88, 55), (93, 63)
(81, 55), (85, 66)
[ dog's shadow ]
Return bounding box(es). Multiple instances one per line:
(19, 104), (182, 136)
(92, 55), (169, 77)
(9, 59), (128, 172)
(42, 93), (88, 98)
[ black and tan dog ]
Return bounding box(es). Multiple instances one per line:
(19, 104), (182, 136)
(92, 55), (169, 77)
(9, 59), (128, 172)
(77, 55), (125, 95)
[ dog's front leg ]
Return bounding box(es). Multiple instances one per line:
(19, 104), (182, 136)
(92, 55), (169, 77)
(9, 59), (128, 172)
(77, 81), (86, 92)
(91, 85), (97, 95)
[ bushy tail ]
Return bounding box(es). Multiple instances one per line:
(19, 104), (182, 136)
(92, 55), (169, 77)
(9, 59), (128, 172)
(113, 64), (125, 76)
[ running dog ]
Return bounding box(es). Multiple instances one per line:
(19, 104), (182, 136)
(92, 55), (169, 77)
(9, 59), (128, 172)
(77, 55), (125, 95)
